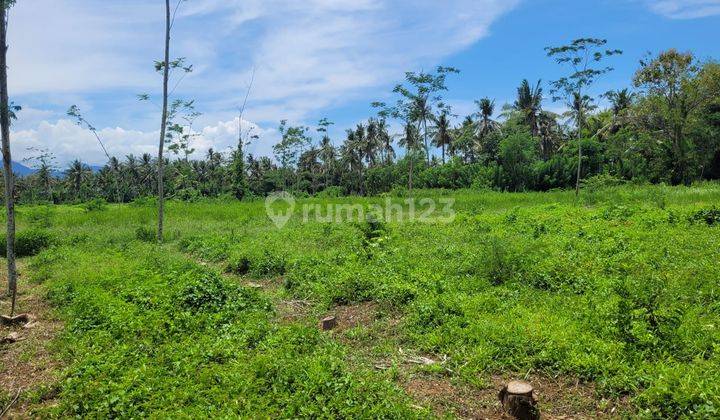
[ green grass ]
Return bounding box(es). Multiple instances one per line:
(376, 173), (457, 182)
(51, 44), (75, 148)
(8, 182), (720, 418)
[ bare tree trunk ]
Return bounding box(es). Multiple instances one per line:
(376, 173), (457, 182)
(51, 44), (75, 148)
(423, 119), (430, 165)
(408, 149), (414, 192)
(575, 141), (582, 196)
(0, 4), (18, 316)
(157, 0), (170, 242)
(575, 93), (584, 197)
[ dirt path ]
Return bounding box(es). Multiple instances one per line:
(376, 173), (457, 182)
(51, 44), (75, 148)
(0, 261), (63, 418)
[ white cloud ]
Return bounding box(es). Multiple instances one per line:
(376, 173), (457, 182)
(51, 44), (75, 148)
(646, 0), (720, 19)
(7, 0), (519, 163)
(11, 118), (277, 167)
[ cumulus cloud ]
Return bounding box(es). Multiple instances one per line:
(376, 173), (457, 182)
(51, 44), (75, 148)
(646, 0), (720, 19)
(12, 118), (277, 166)
(7, 0), (519, 164)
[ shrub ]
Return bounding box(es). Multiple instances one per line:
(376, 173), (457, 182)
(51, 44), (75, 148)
(689, 207), (720, 225)
(81, 198), (108, 212)
(22, 206), (55, 228)
(135, 226), (156, 242)
(315, 186), (343, 198)
(0, 229), (53, 257)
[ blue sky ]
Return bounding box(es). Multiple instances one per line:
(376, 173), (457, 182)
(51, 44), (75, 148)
(7, 0), (720, 166)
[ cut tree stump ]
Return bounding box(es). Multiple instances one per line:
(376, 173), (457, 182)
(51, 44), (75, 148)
(0, 313), (31, 326)
(498, 380), (539, 420)
(320, 316), (337, 331)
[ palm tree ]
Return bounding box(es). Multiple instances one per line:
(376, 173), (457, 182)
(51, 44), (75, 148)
(374, 119), (394, 165)
(606, 88), (634, 117)
(563, 92), (597, 136)
(475, 98), (501, 159)
(356, 122), (378, 168)
(398, 121), (421, 191)
(319, 136), (336, 188)
(66, 159), (91, 201)
(507, 79), (544, 136)
(537, 111), (562, 159)
(340, 130), (364, 194)
(139, 153), (155, 196)
(431, 111), (452, 164)
(411, 95), (432, 164)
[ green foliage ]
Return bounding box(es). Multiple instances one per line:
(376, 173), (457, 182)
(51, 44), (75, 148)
(36, 244), (418, 418)
(689, 207), (720, 225)
(81, 198), (108, 212)
(0, 228), (53, 257)
(135, 225), (156, 242)
(14, 183), (720, 417)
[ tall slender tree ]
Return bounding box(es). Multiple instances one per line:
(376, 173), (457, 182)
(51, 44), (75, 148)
(546, 38), (622, 195)
(506, 80), (544, 136)
(157, 0), (172, 242)
(0, 0), (17, 316)
(431, 111), (452, 163)
(148, 0), (192, 241)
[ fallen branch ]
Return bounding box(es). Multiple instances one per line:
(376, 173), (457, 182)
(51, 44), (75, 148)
(0, 388), (21, 418)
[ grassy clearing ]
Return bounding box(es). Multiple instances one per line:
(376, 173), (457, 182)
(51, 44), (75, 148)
(2, 183), (720, 418)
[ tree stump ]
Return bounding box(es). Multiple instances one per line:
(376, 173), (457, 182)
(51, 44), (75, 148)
(498, 380), (539, 420)
(320, 316), (337, 331)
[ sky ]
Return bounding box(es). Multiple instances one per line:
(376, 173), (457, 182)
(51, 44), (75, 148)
(7, 0), (720, 167)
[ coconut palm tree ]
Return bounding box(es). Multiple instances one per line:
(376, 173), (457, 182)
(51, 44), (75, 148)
(475, 98), (502, 159)
(318, 136), (336, 188)
(506, 79), (544, 136)
(66, 159), (91, 201)
(398, 121), (421, 191)
(340, 129), (365, 194)
(606, 89), (634, 117)
(356, 122), (378, 168)
(431, 111), (452, 164)
(410, 95), (432, 164)
(563, 92), (597, 136)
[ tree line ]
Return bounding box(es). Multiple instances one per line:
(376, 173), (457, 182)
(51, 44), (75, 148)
(8, 47), (720, 204)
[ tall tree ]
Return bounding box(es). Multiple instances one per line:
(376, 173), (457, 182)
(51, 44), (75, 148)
(22, 147), (56, 202)
(157, 0), (172, 241)
(1, 0), (17, 315)
(633, 50), (705, 185)
(397, 121), (421, 190)
(475, 98), (501, 159)
(66, 160), (91, 201)
(546, 38), (622, 195)
(506, 80), (544, 136)
(376, 67), (458, 166)
(232, 68), (255, 200)
(134, 0), (194, 239)
(431, 111), (452, 164)
(273, 120), (311, 190)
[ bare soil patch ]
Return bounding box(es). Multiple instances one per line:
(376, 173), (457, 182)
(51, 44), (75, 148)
(0, 263), (63, 417)
(404, 372), (628, 419)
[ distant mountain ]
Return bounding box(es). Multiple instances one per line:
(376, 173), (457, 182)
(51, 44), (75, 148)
(9, 161), (103, 178)
(11, 161), (34, 176)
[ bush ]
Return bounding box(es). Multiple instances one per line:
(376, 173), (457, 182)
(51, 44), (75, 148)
(135, 226), (156, 242)
(315, 186), (344, 198)
(689, 207), (720, 225)
(81, 198), (108, 212)
(0, 229), (53, 257)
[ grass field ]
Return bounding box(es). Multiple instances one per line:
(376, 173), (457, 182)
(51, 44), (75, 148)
(2, 183), (720, 418)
